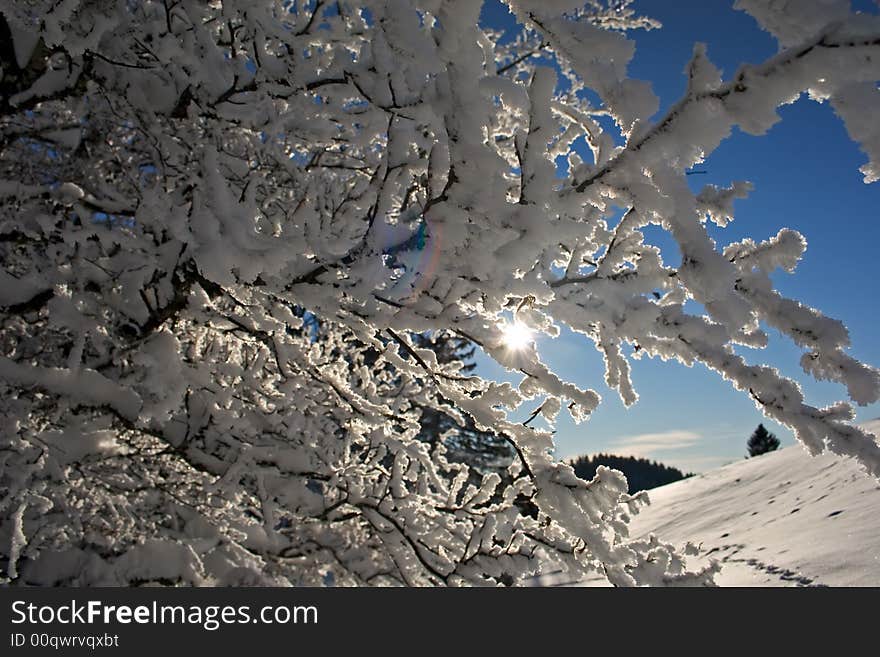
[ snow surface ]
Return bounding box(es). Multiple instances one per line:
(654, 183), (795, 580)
(542, 419), (880, 586)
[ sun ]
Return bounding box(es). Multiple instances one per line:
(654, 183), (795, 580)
(501, 321), (533, 351)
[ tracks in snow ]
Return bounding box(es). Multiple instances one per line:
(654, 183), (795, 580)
(704, 542), (824, 587)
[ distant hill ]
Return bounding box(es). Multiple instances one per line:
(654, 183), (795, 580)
(569, 453), (693, 494)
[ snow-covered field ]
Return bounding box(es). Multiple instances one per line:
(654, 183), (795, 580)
(542, 419), (880, 586)
(633, 418), (880, 586)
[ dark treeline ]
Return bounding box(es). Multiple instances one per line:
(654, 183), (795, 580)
(569, 453), (694, 494)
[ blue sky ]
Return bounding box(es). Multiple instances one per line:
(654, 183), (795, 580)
(474, 0), (880, 472)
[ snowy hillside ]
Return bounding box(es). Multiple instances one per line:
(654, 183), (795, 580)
(626, 419), (880, 586)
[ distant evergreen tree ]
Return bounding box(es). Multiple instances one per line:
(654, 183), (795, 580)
(568, 453), (693, 494)
(412, 331), (514, 483)
(747, 423), (780, 457)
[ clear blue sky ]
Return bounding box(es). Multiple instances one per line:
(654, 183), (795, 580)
(474, 0), (880, 472)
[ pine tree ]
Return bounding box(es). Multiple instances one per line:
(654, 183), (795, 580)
(747, 424), (781, 458)
(412, 331), (514, 483)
